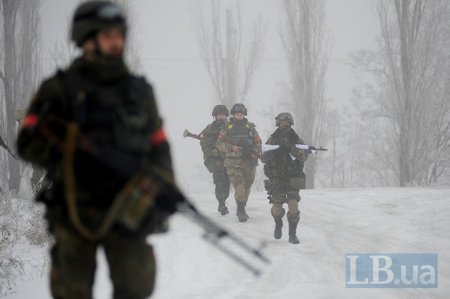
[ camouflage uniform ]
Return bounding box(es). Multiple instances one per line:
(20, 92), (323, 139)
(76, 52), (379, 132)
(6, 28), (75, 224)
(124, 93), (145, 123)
(216, 105), (261, 222)
(261, 113), (308, 244)
(16, 2), (173, 298)
(200, 118), (230, 215)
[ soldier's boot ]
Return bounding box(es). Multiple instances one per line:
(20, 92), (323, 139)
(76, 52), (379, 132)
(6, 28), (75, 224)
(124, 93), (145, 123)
(217, 198), (229, 216)
(271, 206), (285, 240)
(236, 202), (249, 222)
(274, 218), (283, 239)
(287, 212), (300, 244)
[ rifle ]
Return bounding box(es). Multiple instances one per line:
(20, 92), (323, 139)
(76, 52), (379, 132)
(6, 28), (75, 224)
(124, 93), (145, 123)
(183, 129), (202, 140)
(262, 144), (328, 155)
(295, 144), (328, 153)
(29, 115), (271, 276)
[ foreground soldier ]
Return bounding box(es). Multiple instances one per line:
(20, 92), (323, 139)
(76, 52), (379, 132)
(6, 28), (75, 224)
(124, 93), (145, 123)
(261, 113), (308, 244)
(216, 103), (261, 222)
(200, 105), (231, 215)
(16, 1), (174, 298)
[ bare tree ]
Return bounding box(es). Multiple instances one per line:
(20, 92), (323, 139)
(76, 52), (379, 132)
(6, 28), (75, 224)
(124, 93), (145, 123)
(280, 0), (329, 188)
(0, 0), (41, 191)
(352, 0), (450, 186)
(191, 0), (264, 107)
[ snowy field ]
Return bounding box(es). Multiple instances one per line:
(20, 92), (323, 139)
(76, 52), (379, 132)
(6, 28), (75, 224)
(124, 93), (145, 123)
(4, 187), (450, 299)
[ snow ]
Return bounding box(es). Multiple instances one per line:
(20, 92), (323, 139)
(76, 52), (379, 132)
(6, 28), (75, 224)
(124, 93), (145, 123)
(4, 188), (450, 299)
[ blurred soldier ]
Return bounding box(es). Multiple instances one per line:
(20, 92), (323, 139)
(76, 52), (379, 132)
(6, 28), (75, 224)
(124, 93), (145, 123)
(200, 105), (231, 215)
(216, 103), (261, 222)
(16, 1), (175, 298)
(261, 113), (308, 244)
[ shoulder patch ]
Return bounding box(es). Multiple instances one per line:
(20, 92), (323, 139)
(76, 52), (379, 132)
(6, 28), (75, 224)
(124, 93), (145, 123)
(227, 124), (233, 129)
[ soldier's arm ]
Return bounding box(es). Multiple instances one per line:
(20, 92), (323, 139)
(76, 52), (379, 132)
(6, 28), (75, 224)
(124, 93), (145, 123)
(215, 130), (233, 154)
(290, 136), (308, 162)
(16, 76), (66, 169)
(261, 137), (276, 164)
(251, 126), (262, 156)
(199, 125), (213, 153)
(144, 81), (174, 177)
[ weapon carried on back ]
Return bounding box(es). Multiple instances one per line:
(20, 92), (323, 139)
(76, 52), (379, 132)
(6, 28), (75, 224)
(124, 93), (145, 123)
(0, 134), (17, 159)
(183, 129), (204, 140)
(0, 108), (23, 159)
(27, 114), (271, 276)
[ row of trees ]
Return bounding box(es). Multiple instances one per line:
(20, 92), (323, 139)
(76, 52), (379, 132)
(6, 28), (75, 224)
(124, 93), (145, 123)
(1, 1), (449, 190)
(341, 0), (450, 187)
(192, 0), (449, 188)
(1, 0), (41, 192)
(192, 0), (328, 188)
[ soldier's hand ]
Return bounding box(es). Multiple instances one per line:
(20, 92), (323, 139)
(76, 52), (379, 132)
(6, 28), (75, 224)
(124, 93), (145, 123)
(155, 189), (185, 214)
(232, 145), (242, 153)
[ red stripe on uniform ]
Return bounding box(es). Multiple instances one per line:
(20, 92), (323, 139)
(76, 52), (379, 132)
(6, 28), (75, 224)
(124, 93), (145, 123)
(22, 114), (39, 129)
(150, 128), (167, 145)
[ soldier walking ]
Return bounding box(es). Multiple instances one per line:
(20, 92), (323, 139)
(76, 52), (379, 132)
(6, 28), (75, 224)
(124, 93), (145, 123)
(199, 105), (231, 215)
(261, 113), (308, 244)
(16, 1), (175, 298)
(216, 103), (261, 222)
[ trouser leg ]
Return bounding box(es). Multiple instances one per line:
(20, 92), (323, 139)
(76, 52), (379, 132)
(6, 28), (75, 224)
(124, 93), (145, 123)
(103, 232), (156, 299)
(50, 225), (97, 299)
(286, 198), (300, 244)
(213, 169), (230, 215)
(271, 203), (285, 239)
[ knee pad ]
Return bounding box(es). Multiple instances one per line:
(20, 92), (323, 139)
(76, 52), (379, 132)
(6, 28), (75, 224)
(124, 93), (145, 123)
(287, 210), (300, 223)
(271, 204), (285, 219)
(287, 191), (300, 201)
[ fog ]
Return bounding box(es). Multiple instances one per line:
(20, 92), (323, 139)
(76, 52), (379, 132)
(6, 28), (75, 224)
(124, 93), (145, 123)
(38, 0), (382, 191)
(2, 1), (450, 297)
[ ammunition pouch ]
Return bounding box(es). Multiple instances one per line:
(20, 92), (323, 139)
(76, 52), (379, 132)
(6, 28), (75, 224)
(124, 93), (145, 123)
(289, 176), (305, 190)
(117, 174), (162, 232)
(264, 179), (273, 202)
(287, 160), (304, 177)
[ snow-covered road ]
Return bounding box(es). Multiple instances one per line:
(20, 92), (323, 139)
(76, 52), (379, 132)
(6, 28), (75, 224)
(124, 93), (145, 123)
(5, 188), (450, 298)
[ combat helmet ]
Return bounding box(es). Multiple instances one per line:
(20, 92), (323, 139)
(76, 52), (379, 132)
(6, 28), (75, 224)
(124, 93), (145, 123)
(212, 105), (229, 117)
(275, 112), (294, 126)
(71, 1), (127, 47)
(230, 103), (247, 116)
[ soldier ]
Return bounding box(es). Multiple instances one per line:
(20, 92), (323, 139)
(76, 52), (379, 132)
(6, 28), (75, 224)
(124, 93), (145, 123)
(261, 113), (308, 244)
(16, 1), (175, 298)
(200, 105), (231, 215)
(216, 103), (261, 222)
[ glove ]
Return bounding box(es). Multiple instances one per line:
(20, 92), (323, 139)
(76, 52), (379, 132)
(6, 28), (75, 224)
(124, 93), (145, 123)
(155, 186), (185, 215)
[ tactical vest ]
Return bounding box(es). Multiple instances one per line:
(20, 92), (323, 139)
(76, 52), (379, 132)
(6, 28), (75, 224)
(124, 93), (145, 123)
(226, 119), (255, 146)
(265, 128), (304, 178)
(63, 70), (153, 158)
